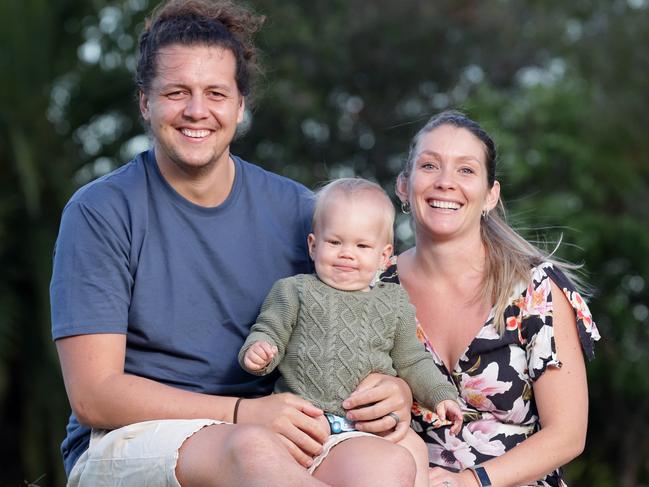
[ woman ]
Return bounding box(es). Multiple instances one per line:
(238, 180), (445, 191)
(381, 111), (600, 486)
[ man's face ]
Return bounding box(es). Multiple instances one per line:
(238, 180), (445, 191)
(139, 43), (245, 175)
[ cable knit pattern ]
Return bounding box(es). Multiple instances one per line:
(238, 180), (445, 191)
(239, 274), (457, 416)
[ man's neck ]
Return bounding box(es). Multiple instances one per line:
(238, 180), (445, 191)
(154, 149), (236, 208)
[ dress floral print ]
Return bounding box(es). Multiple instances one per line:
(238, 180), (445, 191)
(379, 260), (600, 487)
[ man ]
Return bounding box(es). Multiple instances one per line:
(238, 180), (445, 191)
(51, 1), (413, 486)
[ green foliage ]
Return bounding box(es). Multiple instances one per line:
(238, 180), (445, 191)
(1, 0), (647, 484)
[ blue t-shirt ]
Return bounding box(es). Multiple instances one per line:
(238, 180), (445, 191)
(50, 150), (314, 475)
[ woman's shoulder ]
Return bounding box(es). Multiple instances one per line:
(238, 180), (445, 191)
(524, 261), (600, 360)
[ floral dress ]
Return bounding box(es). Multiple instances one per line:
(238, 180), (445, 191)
(378, 260), (600, 487)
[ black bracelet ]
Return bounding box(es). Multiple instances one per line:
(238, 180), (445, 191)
(233, 397), (244, 424)
(468, 466), (492, 487)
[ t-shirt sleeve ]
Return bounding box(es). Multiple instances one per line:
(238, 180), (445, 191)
(50, 199), (133, 339)
(521, 263), (600, 381)
(237, 277), (301, 375)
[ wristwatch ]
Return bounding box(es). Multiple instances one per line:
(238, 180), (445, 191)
(468, 466), (492, 487)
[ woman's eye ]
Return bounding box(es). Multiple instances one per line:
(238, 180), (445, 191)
(460, 167), (475, 174)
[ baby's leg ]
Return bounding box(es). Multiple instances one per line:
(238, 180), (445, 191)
(397, 428), (430, 487)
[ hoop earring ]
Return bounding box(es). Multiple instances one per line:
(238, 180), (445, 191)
(401, 201), (411, 214)
(482, 209), (489, 221)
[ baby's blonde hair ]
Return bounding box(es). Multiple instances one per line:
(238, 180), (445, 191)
(313, 178), (395, 245)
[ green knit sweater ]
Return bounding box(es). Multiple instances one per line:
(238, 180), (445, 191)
(238, 274), (457, 416)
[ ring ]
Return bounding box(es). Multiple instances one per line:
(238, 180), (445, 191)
(387, 412), (400, 426)
(443, 482), (451, 487)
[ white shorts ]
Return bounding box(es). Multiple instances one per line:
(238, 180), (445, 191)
(67, 419), (223, 487)
(67, 418), (376, 485)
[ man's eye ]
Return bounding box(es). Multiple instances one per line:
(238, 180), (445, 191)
(165, 91), (186, 100)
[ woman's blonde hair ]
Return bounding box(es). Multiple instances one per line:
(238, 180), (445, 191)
(401, 110), (587, 333)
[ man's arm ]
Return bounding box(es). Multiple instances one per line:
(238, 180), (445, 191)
(57, 333), (237, 428)
(57, 333), (329, 467)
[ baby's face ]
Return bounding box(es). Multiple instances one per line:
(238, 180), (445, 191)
(308, 195), (393, 292)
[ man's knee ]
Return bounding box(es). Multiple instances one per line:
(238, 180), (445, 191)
(224, 425), (287, 471)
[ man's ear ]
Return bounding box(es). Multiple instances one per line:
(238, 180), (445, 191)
(307, 233), (316, 259)
(237, 96), (246, 124)
(139, 90), (150, 121)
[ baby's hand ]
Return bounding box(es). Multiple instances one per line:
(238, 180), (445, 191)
(243, 341), (278, 371)
(435, 399), (463, 436)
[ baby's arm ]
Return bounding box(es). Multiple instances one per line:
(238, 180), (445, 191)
(238, 277), (301, 375)
(389, 287), (461, 425)
(243, 341), (278, 371)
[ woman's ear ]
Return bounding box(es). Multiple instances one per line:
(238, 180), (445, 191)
(485, 180), (501, 211)
(395, 173), (408, 203)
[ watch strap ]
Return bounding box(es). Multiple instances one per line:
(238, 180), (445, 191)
(468, 466), (492, 487)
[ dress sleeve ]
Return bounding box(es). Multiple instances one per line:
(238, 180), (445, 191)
(520, 263), (600, 381)
(237, 277), (301, 375)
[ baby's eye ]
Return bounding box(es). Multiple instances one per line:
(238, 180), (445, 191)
(357, 243), (372, 249)
(326, 239), (341, 246)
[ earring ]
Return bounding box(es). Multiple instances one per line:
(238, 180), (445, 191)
(482, 209), (489, 221)
(401, 201), (411, 214)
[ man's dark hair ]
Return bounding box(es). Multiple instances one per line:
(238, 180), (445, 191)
(136, 0), (265, 99)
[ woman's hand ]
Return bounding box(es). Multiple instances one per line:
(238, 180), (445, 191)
(428, 467), (479, 487)
(237, 393), (329, 468)
(342, 373), (413, 442)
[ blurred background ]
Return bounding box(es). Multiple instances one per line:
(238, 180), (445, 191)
(1, 0), (648, 485)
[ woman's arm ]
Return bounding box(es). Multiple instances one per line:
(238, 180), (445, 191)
(431, 280), (589, 487)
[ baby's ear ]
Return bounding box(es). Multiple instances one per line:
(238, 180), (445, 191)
(307, 233), (316, 259)
(380, 243), (393, 268)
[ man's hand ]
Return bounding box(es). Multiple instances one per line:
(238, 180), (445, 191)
(243, 341), (277, 371)
(342, 373), (413, 442)
(236, 393), (329, 468)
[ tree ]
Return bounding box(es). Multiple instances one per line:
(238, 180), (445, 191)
(1, 0), (647, 484)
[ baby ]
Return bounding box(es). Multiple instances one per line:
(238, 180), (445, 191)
(238, 178), (462, 485)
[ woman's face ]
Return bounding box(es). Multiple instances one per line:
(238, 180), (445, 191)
(398, 124), (500, 243)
